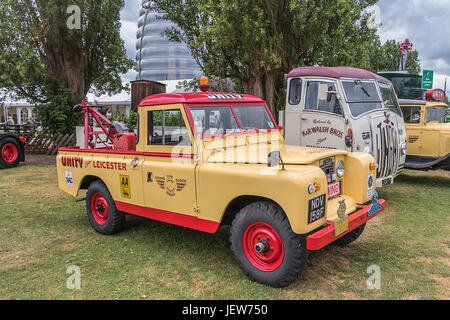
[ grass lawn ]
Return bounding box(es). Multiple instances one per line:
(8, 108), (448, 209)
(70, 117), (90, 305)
(0, 161), (449, 300)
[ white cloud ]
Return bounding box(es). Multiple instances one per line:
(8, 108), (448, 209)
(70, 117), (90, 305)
(119, 0), (450, 95)
(377, 0), (450, 93)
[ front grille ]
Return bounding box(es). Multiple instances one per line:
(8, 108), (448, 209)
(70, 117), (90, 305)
(374, 121), (400, 179)
(320, 157), (336, 183)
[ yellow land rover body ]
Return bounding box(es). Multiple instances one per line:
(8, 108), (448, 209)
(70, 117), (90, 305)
(57, 92), (384, 287)
(400, 99), (450, 170)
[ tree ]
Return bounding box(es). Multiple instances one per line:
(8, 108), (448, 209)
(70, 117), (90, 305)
(151, 0), (379, 115)
(368, 39), (421, 75)
(0, 0), (133, 104)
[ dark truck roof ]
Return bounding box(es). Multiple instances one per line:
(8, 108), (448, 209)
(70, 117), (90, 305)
(398, 99), (427, 106)
(288, 66), (391, 83)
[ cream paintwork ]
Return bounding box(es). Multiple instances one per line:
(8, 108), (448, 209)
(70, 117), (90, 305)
(57, 102), (378, 236)
(282, 76), (407, 188)
(402, 102), (450, 158)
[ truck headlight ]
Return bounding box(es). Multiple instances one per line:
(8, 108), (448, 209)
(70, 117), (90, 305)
(400, 142), (407, 156)
(337, 160), (345, 178)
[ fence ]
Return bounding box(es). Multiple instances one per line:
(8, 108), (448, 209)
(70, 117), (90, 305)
(24, 133), (76, 156)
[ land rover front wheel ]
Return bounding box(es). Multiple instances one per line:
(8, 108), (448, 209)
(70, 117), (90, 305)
(86, 181), (125, 235)
(230, 201), (308, 288)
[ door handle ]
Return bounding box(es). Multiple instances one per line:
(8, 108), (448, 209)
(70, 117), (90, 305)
(131, 158), (139, 168)
(301, 117), (308, 120)
(147, 172), (153, 183)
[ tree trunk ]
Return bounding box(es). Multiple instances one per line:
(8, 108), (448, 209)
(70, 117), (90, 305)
(242, 73), (278, 121)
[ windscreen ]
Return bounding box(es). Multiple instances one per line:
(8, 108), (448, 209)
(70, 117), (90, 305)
(190, 106), (240, 136)
(342, 80), (383, 117)
(426, 107), (446, 123)
(378, 82), (401, 115)
(190, 105), (276, 137)
(233, 106), (275, 131)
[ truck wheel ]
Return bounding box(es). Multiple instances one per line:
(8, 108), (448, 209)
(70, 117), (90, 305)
(86, 181), (125, 235)
(0, 138), (21, 169)
(334, 223), (366, 246)
(230, 202), (308, 288)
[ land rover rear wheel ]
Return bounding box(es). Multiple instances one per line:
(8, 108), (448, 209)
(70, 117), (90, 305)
(86, 181), (125, 235)
(230, 201), (308, 288)
(334, 223), (366, 246)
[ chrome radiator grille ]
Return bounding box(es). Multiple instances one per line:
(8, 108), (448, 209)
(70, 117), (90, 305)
(374, 121), (400, 179)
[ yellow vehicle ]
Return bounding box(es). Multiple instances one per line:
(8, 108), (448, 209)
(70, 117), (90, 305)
(57, 90), (384, 288)
(400, 93), (450, 170)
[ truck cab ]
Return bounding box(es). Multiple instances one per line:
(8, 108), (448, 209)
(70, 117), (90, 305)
(280, 66), (407, 188)
(399, 96), (450, 170)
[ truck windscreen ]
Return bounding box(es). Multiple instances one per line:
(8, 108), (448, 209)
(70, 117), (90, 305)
(342, 80), (383, 117)
(426, 107), (446, 123)
(190, 105), (275, 137)
(233, 106), (275, 131)
(378, 82), (402, 115)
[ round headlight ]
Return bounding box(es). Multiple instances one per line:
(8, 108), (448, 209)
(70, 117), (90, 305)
(400, 142), (407, 156)
(337, 160), (345, 178)
(308, 184), (316, 194)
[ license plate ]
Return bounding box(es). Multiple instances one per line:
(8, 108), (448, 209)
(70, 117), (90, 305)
(308, 194), (326, 224)
(382, 178), (392, 187)
(328, 181), (341, 199)
(335, 216), (349, 237)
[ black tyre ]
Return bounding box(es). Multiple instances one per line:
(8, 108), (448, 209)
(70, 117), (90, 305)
(86, 181), (125, 235)
(0, 138), (21, 169)
(230, 201), (308, 288)
(334, 223), (366, 246)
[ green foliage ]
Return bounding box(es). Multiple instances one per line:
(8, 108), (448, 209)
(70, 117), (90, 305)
(151, 0), (379, 115)
(110, 111), (138, 128)
(368, 39), (421, 74)
(0, 0), (133, 103)
(34, 85), (82, 135)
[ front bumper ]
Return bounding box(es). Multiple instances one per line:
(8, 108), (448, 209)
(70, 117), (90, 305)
(306, 199), (386, 251)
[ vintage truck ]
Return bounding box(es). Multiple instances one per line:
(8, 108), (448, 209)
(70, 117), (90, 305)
(399, 89), (450, 170)
(57, 89), (385, 288)
(0, 132), (26, 169)
(279, 66), (407, 188)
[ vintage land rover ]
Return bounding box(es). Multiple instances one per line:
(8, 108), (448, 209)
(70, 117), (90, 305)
(280, 67), (407, 188)
(399, 89), (450, 170)
(57, 90), (384, 287)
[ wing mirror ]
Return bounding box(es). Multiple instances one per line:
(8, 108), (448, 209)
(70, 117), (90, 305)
(268, 151), (285, 170)
(326, 90), (338, 102)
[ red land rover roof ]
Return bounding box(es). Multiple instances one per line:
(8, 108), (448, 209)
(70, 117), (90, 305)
(288, 66), (391, 83)
(139, 92), (265, 107)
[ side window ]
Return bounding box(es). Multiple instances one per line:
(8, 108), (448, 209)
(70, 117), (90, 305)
(401, 106), (421, 124)
(305, 81), (343, 116)
(289, 78), (302, 105)
(148, 109), (191, 146)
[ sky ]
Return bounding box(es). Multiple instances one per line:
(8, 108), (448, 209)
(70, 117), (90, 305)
(119, 0), (450, 94)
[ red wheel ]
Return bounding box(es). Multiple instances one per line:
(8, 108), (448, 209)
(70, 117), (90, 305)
(230, 202), (309, 288)
(90, 192), (109, 226)
(1, 143), (18, 163)
(86, 181), (125, 235)
(242, 222), (284, 272)
(0, 138), (22, 169)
